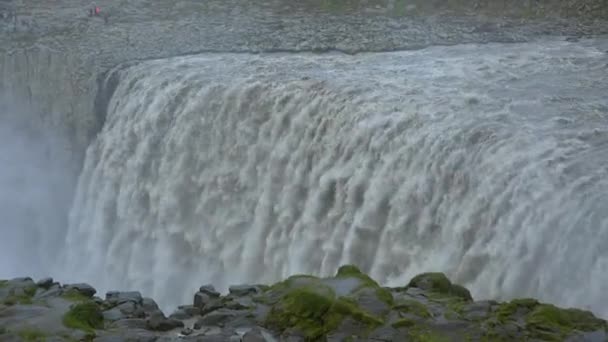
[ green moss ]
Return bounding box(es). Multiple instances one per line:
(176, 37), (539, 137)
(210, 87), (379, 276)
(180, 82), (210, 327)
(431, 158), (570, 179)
(407, 327), (450, 342)
(0, 280), (8, 288)
(335, 265), (394, 305)
(24, 285), (37, 297)
(496, 298), (539, 322)
(407, 273), (472, 301)
(525, 304), (606, 339)
(3, 294), (33, 305)
(336, 265), (379, 287)
(265, 286), (383, 340)
(392, 317), (416, 328)
(0, 327), (6, 334)
(61, 289), (90, 302)
(394, 299), (432, 318)
(375, 287), (394, 306)
(17, 329), (46, 341)
(2, 284), (38, 306)
(62, 301), (104, 332)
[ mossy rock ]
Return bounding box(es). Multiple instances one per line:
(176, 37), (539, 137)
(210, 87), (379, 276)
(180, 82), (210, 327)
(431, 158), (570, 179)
(496, 298), (539, 322)
(63, 301), (104, 332)
(17, 329), (46, 342)
(525, 304), (606, 340)
(394, 299), (432, 318)
(62, 289), (91, 302)
(265, 286), (383, 340)
(407, 273), (472, 302)
(392, 317), (417, 328)
(335, 265), (379, 287)
(335, 265), (394, 306)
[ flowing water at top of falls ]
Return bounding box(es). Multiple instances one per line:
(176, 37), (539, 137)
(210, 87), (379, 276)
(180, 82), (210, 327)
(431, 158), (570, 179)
(60, 38), (608, 316)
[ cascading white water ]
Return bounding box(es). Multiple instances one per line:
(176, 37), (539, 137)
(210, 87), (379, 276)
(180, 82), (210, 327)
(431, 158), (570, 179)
(60, 38), (608, 316)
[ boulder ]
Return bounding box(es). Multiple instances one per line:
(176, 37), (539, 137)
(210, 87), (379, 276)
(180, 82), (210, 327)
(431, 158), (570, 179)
(35, 285), (62, 299)
(169, 309), (190, 320)
(103, 307), (127, 321)
(64, 283), (96, 298)
(199, 285), (220, 298)
(106, 291), (143, 305)
(146, 310), (184, 331)
(141, 297), (159, 313)
(193, 291), (212, 309)
(36, 278), (54, 289)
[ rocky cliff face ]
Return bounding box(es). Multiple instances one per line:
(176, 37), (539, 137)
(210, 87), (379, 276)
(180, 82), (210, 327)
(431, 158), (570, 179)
(0, 266), (606, 341)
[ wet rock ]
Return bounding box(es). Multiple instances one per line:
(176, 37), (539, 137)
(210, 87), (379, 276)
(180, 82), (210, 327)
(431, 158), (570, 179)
(141, 297), (159, 312)
(146, 310), (184, 331)
(200, 299), (223, 316)
(181, 327), (193, 336)
(406, 273), (472, 301)
(194, 291), (213, 309)
(103, 307), (127, 321)
(242, 328), (267, 342)
(199, 284), (220, 298)
(106, 291), (143, 305)
(35, 284), (62, 299)
(198, 308), (246, 326)
(36, 277), (54, 289)
(64, 283), (96, 298)
(566, 330), (608, 342)
(463, 300), (494, 321)
(225, 297), (253, 310)
(169, 308), (191, 320)
(178, 304), (200, 316)
(242, 327), (275, 342)
(229, 285), (261, 297)
(117, 301), (137, 314)
(366, 325), (403, 341)
(352, 287), (390, 317)
(109, 318), (148, 329)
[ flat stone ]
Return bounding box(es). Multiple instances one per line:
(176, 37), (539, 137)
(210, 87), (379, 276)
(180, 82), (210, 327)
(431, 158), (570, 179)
(64, 283), (96, 298)
(229, 285), (261, 297)
(199, 284), (220, 298)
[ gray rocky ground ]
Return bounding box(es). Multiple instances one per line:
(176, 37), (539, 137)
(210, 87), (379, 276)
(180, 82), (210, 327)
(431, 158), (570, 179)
(1, 266), (607, 341)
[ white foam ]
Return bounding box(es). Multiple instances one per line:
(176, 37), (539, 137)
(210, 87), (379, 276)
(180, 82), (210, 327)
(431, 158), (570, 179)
(60, 39), (608, 316)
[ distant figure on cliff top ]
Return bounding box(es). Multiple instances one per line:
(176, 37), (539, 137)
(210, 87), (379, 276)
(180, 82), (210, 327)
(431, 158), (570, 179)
(88, 6), (101, 17)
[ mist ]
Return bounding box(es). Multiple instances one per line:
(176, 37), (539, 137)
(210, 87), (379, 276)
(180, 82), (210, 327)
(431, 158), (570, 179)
(0, 95), (73, 280)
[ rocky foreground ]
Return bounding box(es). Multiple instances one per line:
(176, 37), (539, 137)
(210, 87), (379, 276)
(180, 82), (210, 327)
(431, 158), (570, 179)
(0, 266), (606, 341)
